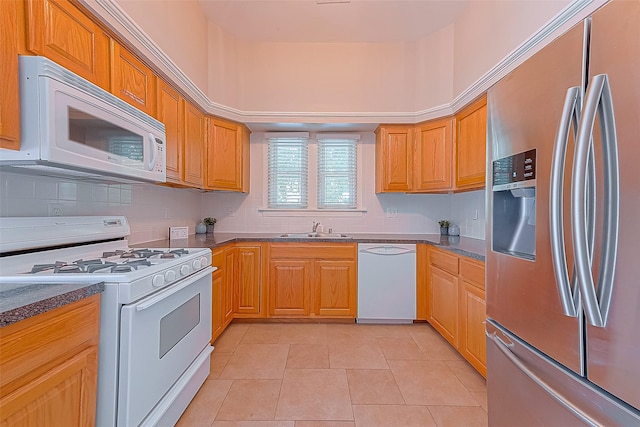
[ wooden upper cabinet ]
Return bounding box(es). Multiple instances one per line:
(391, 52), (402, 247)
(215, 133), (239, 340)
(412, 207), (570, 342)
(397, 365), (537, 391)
(455, 95), (487, 190)
(110, 41), (156, 116)
(0, 0), (20, 150)
(25, 0), (110, 89)
(183, 102), (205, 187)
(156, 80), (184, 183)
(375, 125), (413, 193)
(206, 118), (250, 192)
(414, 117), (454, 192)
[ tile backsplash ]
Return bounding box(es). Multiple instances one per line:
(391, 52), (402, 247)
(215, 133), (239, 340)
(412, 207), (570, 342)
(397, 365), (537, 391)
(0, 171), (202, 245)
(1, 133), (487, 243)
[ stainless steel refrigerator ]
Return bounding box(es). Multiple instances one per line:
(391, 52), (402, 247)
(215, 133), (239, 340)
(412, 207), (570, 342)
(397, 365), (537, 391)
(486, 0), (640, 425)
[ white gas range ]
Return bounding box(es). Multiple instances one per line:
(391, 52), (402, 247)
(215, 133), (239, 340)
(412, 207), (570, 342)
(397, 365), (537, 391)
(0, 216), (214, 426)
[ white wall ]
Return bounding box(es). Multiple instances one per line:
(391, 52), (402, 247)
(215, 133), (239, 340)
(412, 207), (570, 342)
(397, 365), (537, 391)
(201, 132), (486, 239)
(0, 172), (202, 244)
(114, 0), (209, 93)
(452, 0), (571, 98)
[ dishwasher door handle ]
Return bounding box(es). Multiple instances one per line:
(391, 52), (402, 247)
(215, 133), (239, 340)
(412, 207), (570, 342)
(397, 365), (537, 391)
(359, 246), (416, 256)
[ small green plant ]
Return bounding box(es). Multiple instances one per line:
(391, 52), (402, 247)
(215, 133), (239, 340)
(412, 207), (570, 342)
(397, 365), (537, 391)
(203, 217), (217, 226)
(438, 219), (451, 228)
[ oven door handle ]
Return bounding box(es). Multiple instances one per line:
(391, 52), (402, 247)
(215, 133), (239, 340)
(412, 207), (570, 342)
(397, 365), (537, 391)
(135, 266), (213, 311)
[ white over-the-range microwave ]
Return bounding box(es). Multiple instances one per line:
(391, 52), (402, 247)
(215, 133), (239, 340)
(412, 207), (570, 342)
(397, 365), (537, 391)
(0, 56), (166, 183)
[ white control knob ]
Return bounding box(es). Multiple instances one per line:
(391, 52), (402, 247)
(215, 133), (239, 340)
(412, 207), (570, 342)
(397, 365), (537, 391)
(152, 274), (165, 287)
(201, 256), (209, 266)
(180, 265), (191, 276)
(192, 259), (202, 270)
(164, 270), (176, 282)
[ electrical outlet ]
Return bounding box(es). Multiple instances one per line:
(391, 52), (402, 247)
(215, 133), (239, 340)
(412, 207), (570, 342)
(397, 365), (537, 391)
(473, 209), (479, 220)
(48, 203), (63, 217)
(227, 207), (236, 217)
(169, 226), (189, 240)
(386, 208), (398, 218)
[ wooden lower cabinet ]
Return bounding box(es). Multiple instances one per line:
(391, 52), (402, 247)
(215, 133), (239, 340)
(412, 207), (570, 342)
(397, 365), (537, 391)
(211, 247), (229, 343)
(211, 265), (225, 343)
(0, 295), (100, 426)
(211, 244), (263, 341)
(314, 260), (356, 317)
(458, 257), (487, 376)
(423, 245), (487, 376)
(269, 259), (312, 317)
(234, 244), (262, 317)
(429, 265), (459, 347)
(267, 243), (357, 319)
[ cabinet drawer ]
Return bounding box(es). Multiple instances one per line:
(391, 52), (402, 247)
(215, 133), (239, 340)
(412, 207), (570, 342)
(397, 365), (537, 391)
(429, 248), (459, 275)
(460, 258), (485, 289)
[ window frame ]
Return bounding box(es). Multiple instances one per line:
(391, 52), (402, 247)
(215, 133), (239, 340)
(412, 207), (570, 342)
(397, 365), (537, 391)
(261, 132), (365, 217)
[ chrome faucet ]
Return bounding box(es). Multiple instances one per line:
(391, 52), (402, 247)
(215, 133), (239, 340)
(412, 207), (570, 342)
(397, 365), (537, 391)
(312, 221), (321, 233)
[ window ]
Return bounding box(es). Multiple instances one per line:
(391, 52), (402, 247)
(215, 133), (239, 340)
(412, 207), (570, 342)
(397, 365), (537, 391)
(265, 132), (361, 212)
(267, 134), (309, 208)
(317, 136), (357, 209)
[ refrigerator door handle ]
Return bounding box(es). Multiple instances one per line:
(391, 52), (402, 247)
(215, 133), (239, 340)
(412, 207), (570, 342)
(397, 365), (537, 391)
(488, 330), (599, 427)
(573, 74), (619, 328)
(550, 86), (581, 317)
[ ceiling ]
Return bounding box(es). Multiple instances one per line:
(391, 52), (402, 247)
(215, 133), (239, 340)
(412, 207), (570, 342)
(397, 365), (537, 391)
(198, 0), (469, 43)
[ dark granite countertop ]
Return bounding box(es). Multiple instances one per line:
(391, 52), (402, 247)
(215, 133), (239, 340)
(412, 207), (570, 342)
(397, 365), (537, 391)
(0, 282), (104, 327)
(140, 233), (486, 261)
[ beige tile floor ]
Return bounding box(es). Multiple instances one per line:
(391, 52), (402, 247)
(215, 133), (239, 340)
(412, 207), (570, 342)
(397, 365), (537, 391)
(177, 322), (488, 427)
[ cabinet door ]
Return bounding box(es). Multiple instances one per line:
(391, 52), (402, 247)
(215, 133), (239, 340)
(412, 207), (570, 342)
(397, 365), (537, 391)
(269, 260), (311, 317)
(0, 347), (98, 426)
(25, 0), (110, 89)
(429, 266), (459, 347)
(1, 0), (20, 150)
(211, 269), (224, 343)
(156, 80), (183, 183)
(375, 125), (413, 192)
(314, 260), (356, 317)
(111, 41), (156, 116)
(416, 244), (429, 321)
(207, 118), (248, 192)
(459, 281), (487, 377)
(455, 95), (487, 190)
(414, 118), (453, 192)
(183, 102), (205, 187)
(235, 245), (261, 316)
(223, 248), (236, 325)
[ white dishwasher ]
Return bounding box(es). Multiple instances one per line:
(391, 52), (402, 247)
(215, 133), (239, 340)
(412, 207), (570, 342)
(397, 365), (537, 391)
(357, 243), (416, 323)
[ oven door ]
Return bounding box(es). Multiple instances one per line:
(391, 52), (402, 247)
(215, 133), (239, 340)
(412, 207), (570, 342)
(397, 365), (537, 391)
(118, 267), (213, 427)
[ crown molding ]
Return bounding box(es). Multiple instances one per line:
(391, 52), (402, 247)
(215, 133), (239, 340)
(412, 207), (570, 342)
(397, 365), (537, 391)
(79, 0), (606, 125)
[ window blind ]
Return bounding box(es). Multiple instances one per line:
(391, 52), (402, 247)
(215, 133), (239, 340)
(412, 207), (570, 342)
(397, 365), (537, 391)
(317, 137), (358, 209)
(267, 136), (309, 208)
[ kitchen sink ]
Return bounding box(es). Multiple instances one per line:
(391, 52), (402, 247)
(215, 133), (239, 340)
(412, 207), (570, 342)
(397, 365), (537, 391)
(279, 232), (351, 239)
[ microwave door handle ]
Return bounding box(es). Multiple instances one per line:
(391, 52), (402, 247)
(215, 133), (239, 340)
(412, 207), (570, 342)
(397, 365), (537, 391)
(550, 86), (580, 317)
(147, 133), (158, 171)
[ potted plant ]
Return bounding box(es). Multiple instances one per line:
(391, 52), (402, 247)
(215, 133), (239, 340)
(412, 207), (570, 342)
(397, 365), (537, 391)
(203, 217), (217, 234)
(438, 220), (451, 235)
